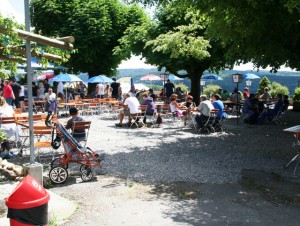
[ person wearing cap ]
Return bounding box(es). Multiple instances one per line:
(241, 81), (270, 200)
(243, 87), (249, 99)
(259, 87), (272, 100)
(115, 93), (140, 127)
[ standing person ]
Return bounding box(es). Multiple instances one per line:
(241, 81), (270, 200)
(37, 82), (45, 99)
(10, 79), (21, 108)
(43, 88), (57, 113)
(164, 79), (175, 100)
(43, 79), (50, 93)
(19, 82), (26, 112)
(57, 81), (64, 96)
(3, 80), (15, 106)
(79, 81), (87, 98)
(97, 82), (105, 98)
(32, 82), (38, 99)
(110, 78), (120, 100)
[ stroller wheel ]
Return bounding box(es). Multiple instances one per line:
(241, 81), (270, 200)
(49, 166), (68, 184)
(51, 157), (68, 169)
(80, 164), (91, 173)
(81, 168), (93, 182)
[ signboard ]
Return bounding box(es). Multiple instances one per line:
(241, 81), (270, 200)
(232, 74), (243, 83)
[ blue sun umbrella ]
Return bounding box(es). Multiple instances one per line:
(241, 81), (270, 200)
(242, 73), (260, 79)
(86, 75), (113, 83)
(52, 73), (82, 82)
(168, 74), (183, 81)
(202, 74), (223, 80)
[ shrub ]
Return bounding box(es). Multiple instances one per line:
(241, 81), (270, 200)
(203, 85), (221, 97)
(293, 87), (300, 101)
(270, 82), (289, 97)
(175, 83), (189, 93)
(258, 76), (271, 94)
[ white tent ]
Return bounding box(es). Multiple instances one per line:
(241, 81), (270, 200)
(119, 83), (149, 94)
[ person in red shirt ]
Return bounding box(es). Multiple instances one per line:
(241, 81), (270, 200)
(3, 80), (15, 106)
(243, 87), (249, 99)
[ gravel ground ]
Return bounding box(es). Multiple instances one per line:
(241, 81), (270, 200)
(3, 109), (300, 225)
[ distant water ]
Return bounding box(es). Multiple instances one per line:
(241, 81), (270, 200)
(117, 68), (300, 95)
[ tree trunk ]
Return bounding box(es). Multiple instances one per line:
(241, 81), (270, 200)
(190, 71), (204, 106)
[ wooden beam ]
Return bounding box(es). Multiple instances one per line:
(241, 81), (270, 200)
(56, 36), (75, 43)
(8, 46), (62, 62)
(0, 26), (74, 51)
(0, 54), (26, 63)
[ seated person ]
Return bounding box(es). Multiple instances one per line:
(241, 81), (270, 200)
(242, 93), (259, 124)
(259, 87), (272, 100)
(283, 95), (289, 112)
(243, 87), (249, 99)
(0, 96), (18, 142)
(116, 93), (140, 127)
(195, 95), (214, 128)
(258, 93), (283, 125)
(141, 92), (157, 123)
(148, 88), (157, 102)
(212, 94), (227, 130)
(220, 89), (230, 101)
(182, 95), (195, 126)
(230, 88), (242, 102)
(169, 94), (186, 117)
(65, 107), (86, 140)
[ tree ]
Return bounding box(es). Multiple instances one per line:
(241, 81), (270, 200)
(114, 4), (231, 104)
(31, 0), (147, 76)
(258, 76), (271, 94)
(130, 0), (300, 71)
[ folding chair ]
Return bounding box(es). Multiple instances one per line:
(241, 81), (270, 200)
(71, 121), (91, 146)
(33, 125), (53, 161)
(14, 108), (23, 114)
(128, 106), (146, 128)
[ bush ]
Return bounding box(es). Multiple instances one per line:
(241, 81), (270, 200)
(293, 87), (300, 101)
(175, 83), (189, 93)
(203, 85), (221, 97)
(258, 76), (271, 94)
(269, 82), (289, 97)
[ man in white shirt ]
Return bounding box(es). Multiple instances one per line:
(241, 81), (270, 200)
(97, 82), (105, 99)
(57, 81), (64, 95)
(43, 88), (57, 113)
(195, 95), (214, 128)
(116, 93), (140, 127)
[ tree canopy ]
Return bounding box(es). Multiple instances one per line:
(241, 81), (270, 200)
(129, 0), (300, 71)
(31, 0), (148, 76)
(114, 4), (231, 104)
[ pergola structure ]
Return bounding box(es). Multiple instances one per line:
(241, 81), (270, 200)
(0, 19), (74, 167)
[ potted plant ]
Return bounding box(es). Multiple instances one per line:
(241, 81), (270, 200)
(292, 87), (300, 111)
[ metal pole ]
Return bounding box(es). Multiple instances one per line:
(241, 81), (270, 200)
(236, 83), (239, 124)
(24, 0), (35, 163)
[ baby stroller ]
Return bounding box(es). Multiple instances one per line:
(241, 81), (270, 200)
(45, 112), (104, 184)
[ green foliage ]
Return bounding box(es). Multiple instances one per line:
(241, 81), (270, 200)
(270, 82), (289, 97)
(175, 83), (189, 93)
(31, 0), (147, 76)
(293, 87), (300, 101)
(258, 76), (271, 94)
(0, 128), (8, 142)
(203, 84), (221, 97)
